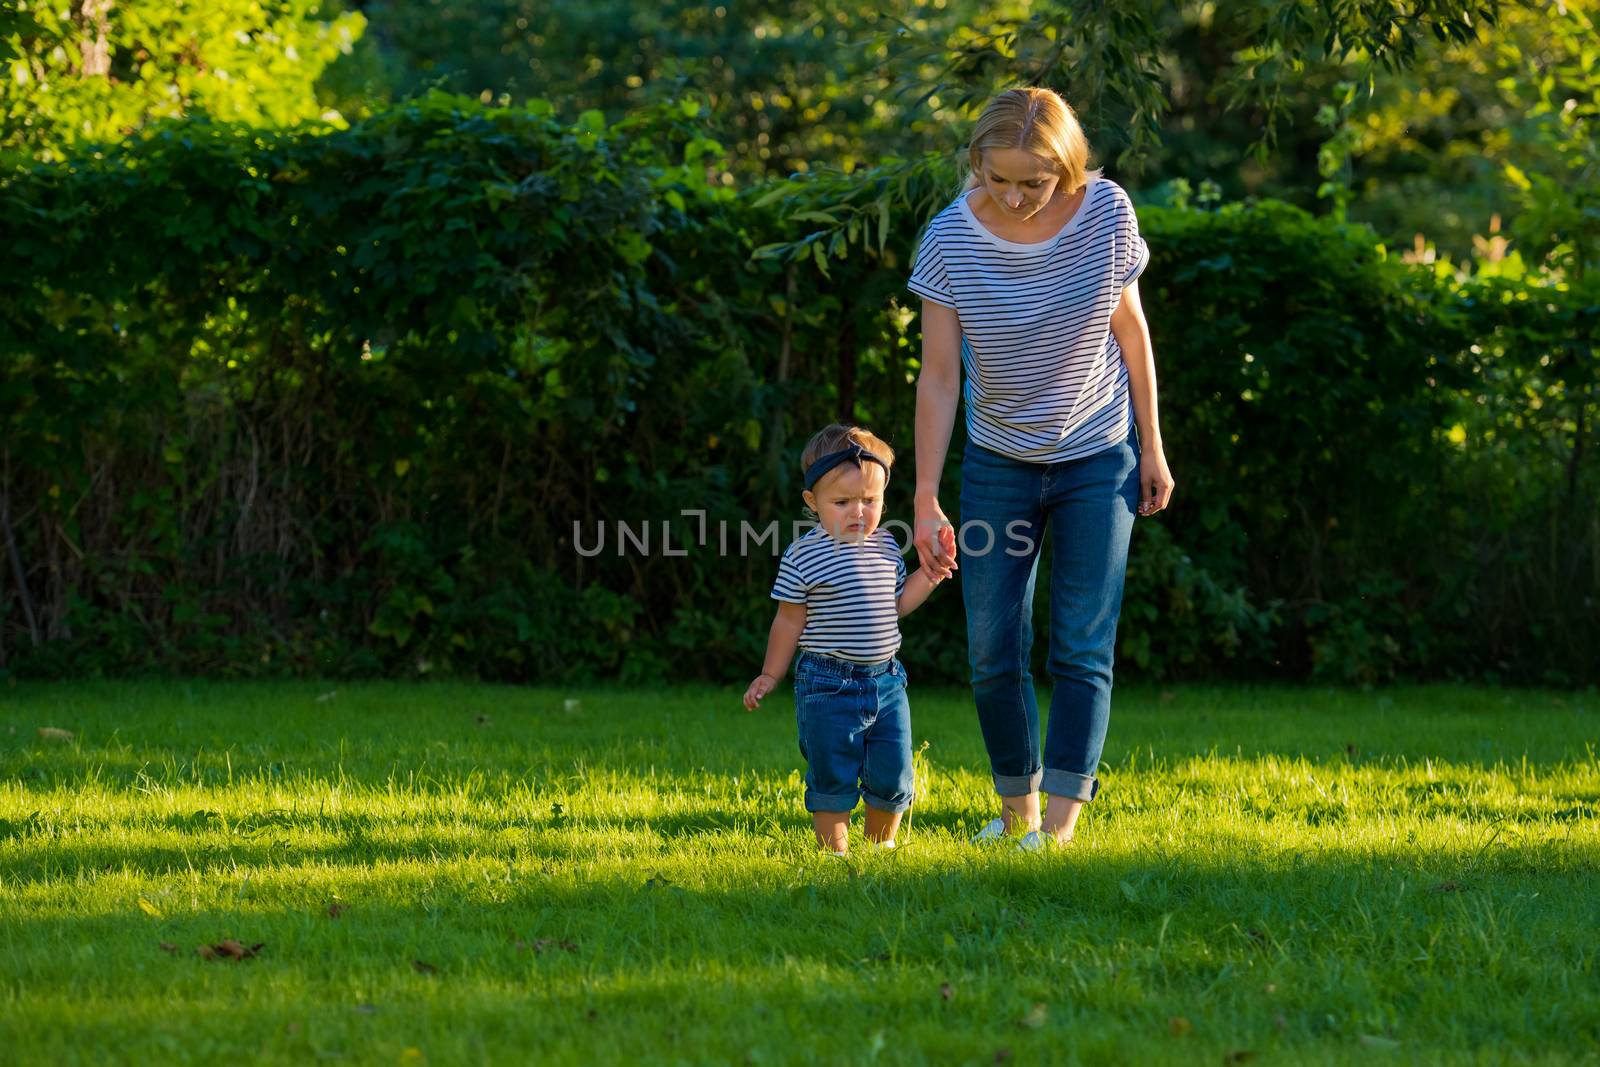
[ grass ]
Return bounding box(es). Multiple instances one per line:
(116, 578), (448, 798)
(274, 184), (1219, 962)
(1, 679), (1597, 1065)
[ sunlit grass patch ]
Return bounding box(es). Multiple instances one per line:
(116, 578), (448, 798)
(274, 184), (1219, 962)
(2, 680), (1597, 1065)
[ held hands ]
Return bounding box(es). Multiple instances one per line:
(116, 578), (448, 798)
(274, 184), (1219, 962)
(743, 672), (778, 711)
(913, 493), (959, 581)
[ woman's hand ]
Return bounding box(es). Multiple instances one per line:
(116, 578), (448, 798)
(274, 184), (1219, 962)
(743, 673), (778, 711)
(1138, 447), (1175, 517)
(913, 492), (959, 580)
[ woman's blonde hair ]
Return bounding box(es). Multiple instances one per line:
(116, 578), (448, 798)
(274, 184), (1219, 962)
(961, 87), (1098, 195)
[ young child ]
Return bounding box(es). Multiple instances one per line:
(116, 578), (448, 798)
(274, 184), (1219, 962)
(742, 424), (950, 855)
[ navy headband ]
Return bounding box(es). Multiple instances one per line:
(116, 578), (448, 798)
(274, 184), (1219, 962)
(803, 442), (890, 492)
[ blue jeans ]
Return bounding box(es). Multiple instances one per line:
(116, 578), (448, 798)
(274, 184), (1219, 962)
(957, 435), (1141, 802)
(793, 651), (915, 813)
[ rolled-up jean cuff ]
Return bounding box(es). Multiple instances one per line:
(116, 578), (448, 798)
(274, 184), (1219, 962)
(805, 789), (861, 813)
(1041, 769), (1098, 802)
(993, 770), (1043, 797)
(863, 792), (913, 815)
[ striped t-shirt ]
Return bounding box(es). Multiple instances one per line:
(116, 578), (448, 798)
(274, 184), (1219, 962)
(906, 177), (1149, 464)
(771, 526), (907, 664)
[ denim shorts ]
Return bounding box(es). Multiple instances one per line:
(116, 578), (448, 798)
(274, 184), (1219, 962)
(793, 650), (915, 814)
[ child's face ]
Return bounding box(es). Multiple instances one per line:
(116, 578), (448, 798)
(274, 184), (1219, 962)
(803, 462), (887, 542)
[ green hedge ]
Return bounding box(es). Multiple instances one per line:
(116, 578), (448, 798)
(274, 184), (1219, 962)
(1, 95), (1594, 685)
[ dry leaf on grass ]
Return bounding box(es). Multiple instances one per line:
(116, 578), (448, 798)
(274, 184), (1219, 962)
(36, 727), (74, 742)
(1018, 1003), (1048, 1030)
(939, 982), (953, 1001)
(158, 942), (179, 954)
(1224, 1052), (1257, 1065)
(326, 903), (346, 918)
(1169, 1017), (1193, 1036)
(411, 959), (437, 974)
(198, 940), (263, 961)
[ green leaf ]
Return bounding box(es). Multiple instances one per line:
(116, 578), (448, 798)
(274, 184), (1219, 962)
(750, 242), (791, 260)
(751, 184), (795, 209)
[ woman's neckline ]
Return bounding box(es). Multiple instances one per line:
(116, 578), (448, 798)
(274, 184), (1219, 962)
(959, 179), (1098, 250)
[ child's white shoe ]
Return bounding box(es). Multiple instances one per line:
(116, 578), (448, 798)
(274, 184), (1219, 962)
(970, 817), (1008, 844)
(866, 838), (897, 852)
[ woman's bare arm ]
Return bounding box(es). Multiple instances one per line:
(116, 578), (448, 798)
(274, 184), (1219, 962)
(1110, 281), (1174, 514)
(914, 299), (962, 576)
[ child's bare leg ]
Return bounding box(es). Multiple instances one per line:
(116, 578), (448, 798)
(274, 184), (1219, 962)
(1001, 791), (1042, 833)
(812, 811), (850, 852)
(864, 804), (903, 844)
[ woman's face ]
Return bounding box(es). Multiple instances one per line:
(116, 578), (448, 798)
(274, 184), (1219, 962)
(979, 148), (1061, 221)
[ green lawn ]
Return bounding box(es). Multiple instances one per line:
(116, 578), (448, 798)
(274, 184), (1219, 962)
(1, 680), (1597, 1065)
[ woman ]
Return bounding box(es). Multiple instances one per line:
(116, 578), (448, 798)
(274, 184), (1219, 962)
(908, 86), (1174, 849)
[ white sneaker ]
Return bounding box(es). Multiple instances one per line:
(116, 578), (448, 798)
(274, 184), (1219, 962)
(866, 838), (897, 852)
(970, 817), (1008, 844)
(1016, 830), (1071, 852)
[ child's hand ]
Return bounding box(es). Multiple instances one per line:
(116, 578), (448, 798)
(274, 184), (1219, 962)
(743, 673), (778, 711)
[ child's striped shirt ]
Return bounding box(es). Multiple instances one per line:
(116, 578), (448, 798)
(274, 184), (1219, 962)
(771, 526), (907, 664)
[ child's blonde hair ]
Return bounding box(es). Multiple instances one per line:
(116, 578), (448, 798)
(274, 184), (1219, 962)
(799, 425), (895, 519)
(960, 87), (1100, 195)
(800, 424), (896, 475)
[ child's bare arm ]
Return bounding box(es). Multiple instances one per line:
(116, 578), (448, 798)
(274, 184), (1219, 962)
(743, 602), (808, 710)
(896, 568), (945, 618)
